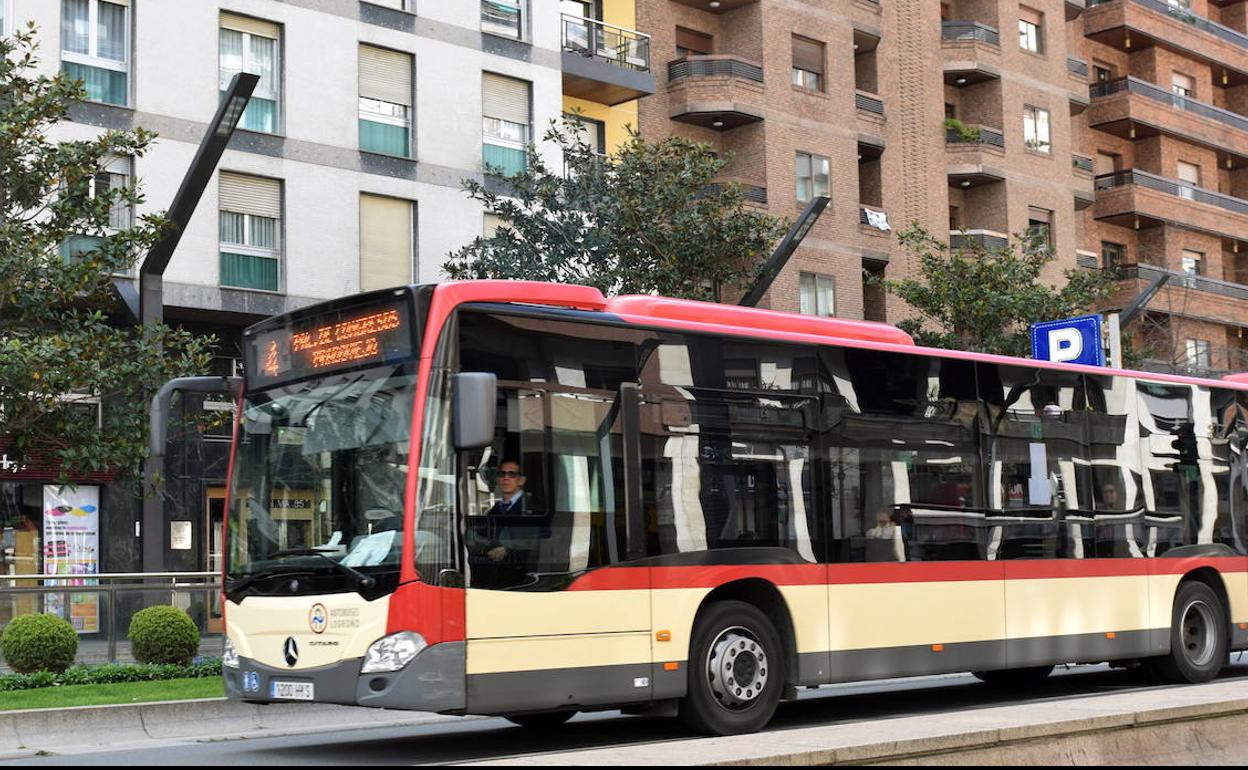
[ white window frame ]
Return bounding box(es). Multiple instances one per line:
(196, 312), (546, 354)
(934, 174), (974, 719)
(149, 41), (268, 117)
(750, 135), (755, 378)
(359, 97), (410, 129)
(221, 211), (281, 255)
(483, 115), (529, 150)
(799, 272), (836, 317)
(482, 0), (524, 40)
(1018, 19), (1041, 53)
(1186, 339), (1211, 370)
(219, 25), (282, 128)
(1172, 72), (1194, 98)
(61, 0), (130, 103)
(1023, 105), (1051, 154)
(796, 151), (830, 203)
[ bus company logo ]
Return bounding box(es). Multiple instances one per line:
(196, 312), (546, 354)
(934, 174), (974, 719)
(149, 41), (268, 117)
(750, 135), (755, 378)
(283, 637), (299, 667)
(309, 603), (328, 634)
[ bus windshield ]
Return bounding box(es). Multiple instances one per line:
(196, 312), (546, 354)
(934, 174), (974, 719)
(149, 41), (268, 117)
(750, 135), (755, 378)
(227, 364), (416, 598)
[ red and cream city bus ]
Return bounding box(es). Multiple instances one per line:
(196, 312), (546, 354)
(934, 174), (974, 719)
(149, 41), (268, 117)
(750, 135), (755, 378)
(222, 280), (1248, 735)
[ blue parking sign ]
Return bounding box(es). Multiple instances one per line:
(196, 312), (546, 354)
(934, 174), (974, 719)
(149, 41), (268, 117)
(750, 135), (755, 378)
(1030, 315), (1105, 367)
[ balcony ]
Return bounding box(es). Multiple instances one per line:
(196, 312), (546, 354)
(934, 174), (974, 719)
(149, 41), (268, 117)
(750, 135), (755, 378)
(856, 90), (885, 117)
(561, 15), (655, 105)
(945, 124), (1006, 187)
(702, 180), (768, 205)
(1067, 56), (1089, 81)
(1066, 0), (1086, 20)
(860, 206), (893, 235)
(941, 21), (1001, 46)
(1093, 168), (1248, 239)
(1073, 154), (1094, 174)
(1115, 263), (1248, 331)
(667, 55), (765, 130)
(1085, 0), (1248, 77)
(950, 229), (1009, 250)
(1089, 76), (1248, 161)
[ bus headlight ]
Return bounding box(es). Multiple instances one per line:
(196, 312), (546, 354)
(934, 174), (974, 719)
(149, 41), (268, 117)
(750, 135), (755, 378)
(223, 637), (240, 669)
(361, 632), (427, 673)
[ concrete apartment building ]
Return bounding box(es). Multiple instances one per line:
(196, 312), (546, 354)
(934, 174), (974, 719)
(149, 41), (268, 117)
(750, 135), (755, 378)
(0, 0), (654, 580)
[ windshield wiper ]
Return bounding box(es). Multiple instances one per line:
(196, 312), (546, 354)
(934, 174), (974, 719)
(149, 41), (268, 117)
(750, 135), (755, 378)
(268, 548), (377, 590)
(226, 566), (316, 596)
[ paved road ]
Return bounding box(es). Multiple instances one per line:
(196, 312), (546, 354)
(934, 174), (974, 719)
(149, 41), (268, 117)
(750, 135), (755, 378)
(10, 659), (1248, 765)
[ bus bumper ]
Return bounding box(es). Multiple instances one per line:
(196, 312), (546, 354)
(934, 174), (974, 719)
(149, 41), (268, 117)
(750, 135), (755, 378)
(224, 641), (466, 712)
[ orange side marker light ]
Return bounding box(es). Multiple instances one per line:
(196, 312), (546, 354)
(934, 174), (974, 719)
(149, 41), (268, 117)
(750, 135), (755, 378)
(931, 644), (944, 652)
(1105, 632), (1117, 640)
(664, 662), (680, 671)
(1239, 623), (1248, 631)
(656, 630), (672, 642)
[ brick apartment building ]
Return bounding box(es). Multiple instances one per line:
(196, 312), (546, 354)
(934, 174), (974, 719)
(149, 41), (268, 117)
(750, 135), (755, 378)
(636, 0), (1248, 377)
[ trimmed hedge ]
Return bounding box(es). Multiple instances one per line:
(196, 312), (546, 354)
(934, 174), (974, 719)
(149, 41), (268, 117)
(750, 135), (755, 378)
(1, 614), (79, 674)
(0, 658), (222, 692)
(128, 606), (200, 666)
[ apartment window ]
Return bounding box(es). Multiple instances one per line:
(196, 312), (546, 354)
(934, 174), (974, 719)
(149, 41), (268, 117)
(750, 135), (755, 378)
(60, 0), (129, 106)
(1186, 339), (1211, 370)
(1172, 72), (1194, 98)
(1093, 63), (1113, 83)
(1027, 207), (1053, 252)
(1018, 7), (1043, 54)
(60, 157), (133, 264)
(799, 273), (836, 317)
(219, 173), (281, 292)
(482, 0), (523, 39)
(359, 45), (413, 157)
(676, 27), (712, 57)
(359, 194), (414, 291)
(1101, 241), (1126, 270)
(796, 151), (830, 203)
(1095, 151), (1122, 176)
(1023, 105), (1051, 153)
(220, 14), (281, 134)
(791, 35), (825, 91)
(1181, 249), (1203, 279)
(482, 73), (531, 176)
(1177, 160), (1200, 199)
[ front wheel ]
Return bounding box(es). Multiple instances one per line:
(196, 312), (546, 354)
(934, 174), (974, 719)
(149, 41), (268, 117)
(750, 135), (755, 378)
(680, 600), (785, 736)
(503, 710), (576, 729)
(1151, 581), (1227, 684)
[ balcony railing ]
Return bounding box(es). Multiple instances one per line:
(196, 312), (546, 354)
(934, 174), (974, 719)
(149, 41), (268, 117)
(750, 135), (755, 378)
(561, 14), (651, 72)
(1067, 56), (1089, 78)
(701, 182), (768, 204)
(860, 206), (892, 230)
(949, 229), (1009, 250)
(941, 21), (1001, 46)
(1073, 154), (1094, 172)
(668, 56), (764, 83)
(1091, 76), (1248, 135)
(1095, 168), (1248, 215)
(1119, 263), (1248, 302)
(1125, 0), (1248, 51)
(856, 91), (885, 114)
(945, 125), (1006, 148)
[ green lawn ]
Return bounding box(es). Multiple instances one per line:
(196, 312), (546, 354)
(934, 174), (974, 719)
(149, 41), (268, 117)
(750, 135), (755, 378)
(0, 677), (223, 711)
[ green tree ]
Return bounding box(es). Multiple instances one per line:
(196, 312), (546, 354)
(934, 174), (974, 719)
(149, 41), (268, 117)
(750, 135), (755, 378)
(0, 28), (214, 483)
(445, 118), (789, 301)
(870, 225), (1116, 357)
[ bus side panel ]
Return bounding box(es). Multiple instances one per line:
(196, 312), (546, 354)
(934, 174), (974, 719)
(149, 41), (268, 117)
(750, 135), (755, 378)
(826, 563), (1006, 681)
(463, 582), (652, 714)
(1147, 557), (1248, 652)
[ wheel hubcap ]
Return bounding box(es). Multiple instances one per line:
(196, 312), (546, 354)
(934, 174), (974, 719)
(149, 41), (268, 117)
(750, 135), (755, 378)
(1181, 600), (1217, 668)
(707, 627), (769, 710)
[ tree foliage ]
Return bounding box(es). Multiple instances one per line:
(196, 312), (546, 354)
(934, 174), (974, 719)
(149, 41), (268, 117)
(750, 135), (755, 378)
(871, 225), (1116, 357)
(0, 28), (214, 483)
(444, 117), (789, 301)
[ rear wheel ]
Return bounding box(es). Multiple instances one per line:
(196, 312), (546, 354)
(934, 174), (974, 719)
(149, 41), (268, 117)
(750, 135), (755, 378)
(972, 666), (1054, 687)
(503, 710), (576, 729)
(1151, 581), (1227, 684)
(680, 600), (785, 736)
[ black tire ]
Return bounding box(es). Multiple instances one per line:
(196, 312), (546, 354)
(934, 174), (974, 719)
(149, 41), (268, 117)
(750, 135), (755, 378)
(503, 710), (576, 729)
(680, 600), (785, 736)
(1152, 580), (1228, 684)
(971, 666), (1054, 688)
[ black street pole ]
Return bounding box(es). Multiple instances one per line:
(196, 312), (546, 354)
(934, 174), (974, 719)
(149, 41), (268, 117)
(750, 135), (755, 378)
(738, 196), (830, 308)
(140, 73), (257, 574)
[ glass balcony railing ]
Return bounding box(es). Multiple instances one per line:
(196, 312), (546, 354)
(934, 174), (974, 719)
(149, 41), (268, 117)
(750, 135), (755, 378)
(940, 20), (1001, 46)
(561, 14), (651, 72)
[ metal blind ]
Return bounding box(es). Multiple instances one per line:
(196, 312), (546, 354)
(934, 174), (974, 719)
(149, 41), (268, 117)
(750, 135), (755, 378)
(360, 194), (413, 291)
(482, 73), (530, 124)
(1019, 6), (1042, 25)
(359, 45), (412, 106)
(792, 35), (824, 74)
(219, 172), (281, 219)
(675, 27), (713, 55)
(220, 12), (279, 39)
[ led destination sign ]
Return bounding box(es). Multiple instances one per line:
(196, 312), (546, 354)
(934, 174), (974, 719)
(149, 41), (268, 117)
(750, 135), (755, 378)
(246, 298), (415, 387)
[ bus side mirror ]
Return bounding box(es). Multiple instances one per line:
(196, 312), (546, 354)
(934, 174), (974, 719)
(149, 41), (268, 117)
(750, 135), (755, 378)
(452, 372), (497, 449)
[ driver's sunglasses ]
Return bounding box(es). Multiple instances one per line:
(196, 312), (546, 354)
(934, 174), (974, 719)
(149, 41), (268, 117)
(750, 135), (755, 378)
(498, 470), (521, 478)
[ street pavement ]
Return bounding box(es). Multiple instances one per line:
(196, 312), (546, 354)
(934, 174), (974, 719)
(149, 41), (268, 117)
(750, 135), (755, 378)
(5, 660), (1248, 765)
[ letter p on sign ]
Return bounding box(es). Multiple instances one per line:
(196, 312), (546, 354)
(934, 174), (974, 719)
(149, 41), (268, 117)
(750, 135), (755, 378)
(1048, 328), (1083, 363)
(1030, 315), (1105, 367)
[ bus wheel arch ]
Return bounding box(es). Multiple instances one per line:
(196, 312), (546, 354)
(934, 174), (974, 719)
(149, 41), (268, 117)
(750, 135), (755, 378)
(1178, 567), (1233, 651)
(1151, 569), (1230, 683)
(694, 578), (799, 696)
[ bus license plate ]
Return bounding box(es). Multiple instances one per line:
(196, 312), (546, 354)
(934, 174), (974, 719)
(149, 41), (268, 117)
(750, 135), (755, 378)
(270, 681), (314, 701)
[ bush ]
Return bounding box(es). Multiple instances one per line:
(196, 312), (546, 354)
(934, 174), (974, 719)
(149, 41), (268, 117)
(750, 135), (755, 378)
(128, 606), (200, 666)
(1, 614), (79, 674)
(0, 658), (223, 692)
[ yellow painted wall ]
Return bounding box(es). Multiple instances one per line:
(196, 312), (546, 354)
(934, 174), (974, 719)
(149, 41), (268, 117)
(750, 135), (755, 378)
(561, 0), (642, 152)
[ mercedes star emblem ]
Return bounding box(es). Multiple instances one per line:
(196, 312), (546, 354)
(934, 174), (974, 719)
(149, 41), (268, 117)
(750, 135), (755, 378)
(283, 636), (299, 667)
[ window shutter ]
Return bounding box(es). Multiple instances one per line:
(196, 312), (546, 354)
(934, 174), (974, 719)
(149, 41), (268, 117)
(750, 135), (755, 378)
(1028, 206), (1052, 224)
(220, 12), (279, 39)
(1177, 161), (1201, 185)
(482, 73), (530, 124)
(675, 27), (713, 55)
(792, 36), (824, 74)
(219, 172), (282, 219)
(359, 45), (412, 106)
(1019, 6), (1042, 25)
(360, 194), (413, 291)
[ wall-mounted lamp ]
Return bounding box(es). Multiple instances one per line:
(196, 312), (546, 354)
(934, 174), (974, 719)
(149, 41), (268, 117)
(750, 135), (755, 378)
(956, 77), (968, 85)
(960, 179), (971, 188)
